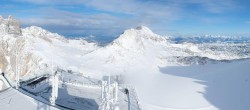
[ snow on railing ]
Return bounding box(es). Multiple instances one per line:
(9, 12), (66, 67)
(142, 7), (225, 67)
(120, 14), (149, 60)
(132, 88), (142, 110)
(58, 80), (142, 110)
(50, 73), (59, 106)
(99, 80), (119, 110)
(120, 84), (142, 110)
(59, 80), (101, 88)
(21, 69), (51, 82)
(59, 76), (101, 88)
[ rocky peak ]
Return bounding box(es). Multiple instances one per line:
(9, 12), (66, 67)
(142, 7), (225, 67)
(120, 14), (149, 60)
(22, 26), (68, 43)
(0, 15), (22, 35)
(110, 26), (167, 51)
(121, 26), (155, 37)
(117, 26), (167, 41)
(135, 26), (154, 35)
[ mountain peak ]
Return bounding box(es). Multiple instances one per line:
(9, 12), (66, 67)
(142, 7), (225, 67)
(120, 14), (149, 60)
(0, 15), (22, 35)
(120, 26), (166, 41)
(24, 26), (48, 33)
(135, 26), (151, 31)
(110, 26), (167, 51)
(118, 26), (156, 39)
(23, 26), (61, 38)
(133, 26), (154, 35)
(22, 26), (68, 43)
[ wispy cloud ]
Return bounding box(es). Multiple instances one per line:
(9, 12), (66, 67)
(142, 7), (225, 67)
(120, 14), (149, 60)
(13, 0), (182, 37)
(20, 8), (127, 36)
(4, 0), (249, 37)
(186, 0), (237, 13)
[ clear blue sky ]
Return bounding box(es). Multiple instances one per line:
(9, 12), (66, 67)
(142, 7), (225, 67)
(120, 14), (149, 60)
(1, 0), (250, 38)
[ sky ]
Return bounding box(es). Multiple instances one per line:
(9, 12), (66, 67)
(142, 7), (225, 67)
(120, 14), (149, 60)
(1, 0), (250, 39)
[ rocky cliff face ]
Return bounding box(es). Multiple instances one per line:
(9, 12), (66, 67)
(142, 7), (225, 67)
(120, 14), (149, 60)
(0, 34), (34, 80)
(0, 16), (22, 35)
(0, 16), (53, 79)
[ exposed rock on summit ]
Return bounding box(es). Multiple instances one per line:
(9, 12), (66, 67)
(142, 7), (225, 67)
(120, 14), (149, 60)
(0, 16), (22, 35)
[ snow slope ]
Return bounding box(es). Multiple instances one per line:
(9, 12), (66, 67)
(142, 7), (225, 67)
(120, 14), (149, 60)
(139, 59), (250, 110)
(79, 26), (250, 77)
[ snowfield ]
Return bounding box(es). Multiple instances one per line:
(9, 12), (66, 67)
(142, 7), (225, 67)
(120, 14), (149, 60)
(126, 59), (250, 110)
(1, 16), (250, 110)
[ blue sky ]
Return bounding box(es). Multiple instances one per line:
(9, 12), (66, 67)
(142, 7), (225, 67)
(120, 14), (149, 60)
(1, 0), (250, 39)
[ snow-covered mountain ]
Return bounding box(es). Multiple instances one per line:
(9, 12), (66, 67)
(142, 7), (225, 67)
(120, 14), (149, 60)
(0, 16), (98, 80)
(79, 26), (250, 75)
(1, 16), (250, 110)
(1, 16), (250, 80)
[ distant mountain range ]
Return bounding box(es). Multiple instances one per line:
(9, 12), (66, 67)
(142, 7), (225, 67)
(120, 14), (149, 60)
(169, 35), (250, 44)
